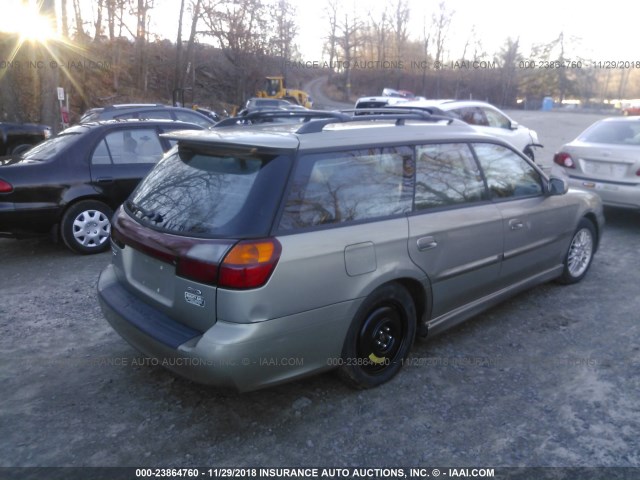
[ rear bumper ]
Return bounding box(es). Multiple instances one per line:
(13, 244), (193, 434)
(566, 176), (640, 210)
(98, 264), (355, 391)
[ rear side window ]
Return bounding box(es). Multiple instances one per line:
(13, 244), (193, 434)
(473, 143), (542, 198)
(279, 147), (413, 230)
(415, 143), (485, 209)
(128, 148), (291, 237)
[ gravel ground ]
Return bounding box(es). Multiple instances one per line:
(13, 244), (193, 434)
(1, 111), (639, 476)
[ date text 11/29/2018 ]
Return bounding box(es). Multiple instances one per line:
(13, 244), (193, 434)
(519, 60), (640, 69)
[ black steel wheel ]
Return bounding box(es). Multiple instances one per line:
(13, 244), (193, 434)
(338, 283), (416, 389)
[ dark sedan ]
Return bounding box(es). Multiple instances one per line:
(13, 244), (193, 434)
(0, 120), (203, 254)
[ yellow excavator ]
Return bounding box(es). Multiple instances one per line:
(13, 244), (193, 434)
(256, 76), (313, 108)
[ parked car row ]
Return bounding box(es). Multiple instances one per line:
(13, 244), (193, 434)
(2, 99), (635, 393)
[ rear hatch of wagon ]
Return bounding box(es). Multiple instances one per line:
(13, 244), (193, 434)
(110, 138), (295, 331)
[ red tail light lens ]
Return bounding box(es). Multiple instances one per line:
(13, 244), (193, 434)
(0, 179), (13, 193)
(219, 239), (282, 289)
(553, 152), (575, 168)
(177, 257), (219, 285)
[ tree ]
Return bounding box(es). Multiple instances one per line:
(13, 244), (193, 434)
(200, 0), (269, 103)
(323, 0), (339, 81)
(497, 37), (521, 107)
(430, 1), (453, 97)
(335, 9), (363, 100)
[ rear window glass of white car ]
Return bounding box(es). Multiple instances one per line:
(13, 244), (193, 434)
(279, 147), (413, 230)
(578, 121), (640, 145)
(415, 143), (486, 209)
(473, 143), (542, 199)
(127, 147), (291, 237)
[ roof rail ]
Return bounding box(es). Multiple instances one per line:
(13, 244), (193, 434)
(214, 109), (350, 128)
(214, 108), (456, 134)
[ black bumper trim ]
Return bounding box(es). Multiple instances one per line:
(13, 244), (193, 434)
(98, 267), (202, 349)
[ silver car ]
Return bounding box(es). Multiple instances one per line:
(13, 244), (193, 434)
(98, 110), (604, 392)
(392, 100), (543, 161)
(552, 116), (640, 210)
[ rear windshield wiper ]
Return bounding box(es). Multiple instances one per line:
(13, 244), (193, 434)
(126, 200), (164, 223)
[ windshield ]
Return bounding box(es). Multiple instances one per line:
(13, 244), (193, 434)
(127, 146), (292, 237)
(21, 133), (81, 161)
(579, 121), (640, 145)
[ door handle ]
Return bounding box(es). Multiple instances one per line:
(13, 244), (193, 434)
(417, 236), (438, 251)
(96, 177), (114, 183)
(509, 219), (524, 230)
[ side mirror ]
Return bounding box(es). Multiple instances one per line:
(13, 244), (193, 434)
(510, 121), (519, 130)
(548, 177), (568, 196)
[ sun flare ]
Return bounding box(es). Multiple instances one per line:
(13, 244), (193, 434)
(0, 0), (59, 44)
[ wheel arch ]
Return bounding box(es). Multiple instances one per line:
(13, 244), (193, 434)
(57, 193), (114, 230)
(582, 212), (601, 251)
(390, 277), (431, 337)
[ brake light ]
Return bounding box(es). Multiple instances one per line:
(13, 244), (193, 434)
(553, 152), (575, 168)
(219, 239), (282, 289)
(0, 179), (13, 193)
(636, 168), (640, 176)
(177, 257), (219, 285)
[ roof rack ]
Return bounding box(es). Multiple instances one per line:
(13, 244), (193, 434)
(214, 108), (457, 134)
(214, 109), (350, 128)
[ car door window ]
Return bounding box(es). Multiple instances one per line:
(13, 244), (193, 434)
(104, 129), (164, 164)
(415, 143), (486, 209)
(482, 108), (511, 129)
(91, 139), (112, 164)
(280, 147), (413, 230)
(473, 143), (542, 199)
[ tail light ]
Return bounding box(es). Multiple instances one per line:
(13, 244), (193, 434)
(0, 179), (13, 193)
(218, 239), (282, 289)
(177, 238), (281, 290)
(636, 168), (640, 176)
(113, 209), (281, 290)
(553, 152), (575, 168)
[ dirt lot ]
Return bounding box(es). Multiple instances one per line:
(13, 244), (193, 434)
(1, 111), (639, 474)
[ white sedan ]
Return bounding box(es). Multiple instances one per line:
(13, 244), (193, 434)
(392, 99), (543, 161)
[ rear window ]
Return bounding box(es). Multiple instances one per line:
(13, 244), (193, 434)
(579, 121), (640, 145)
(126, 147), (291, 237)
(21, 133), (81, 161)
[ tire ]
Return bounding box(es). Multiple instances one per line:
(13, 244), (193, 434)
(557, 218), (596, 284)
(338, 283), (416, 389)
(61, 200), (113, 254)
